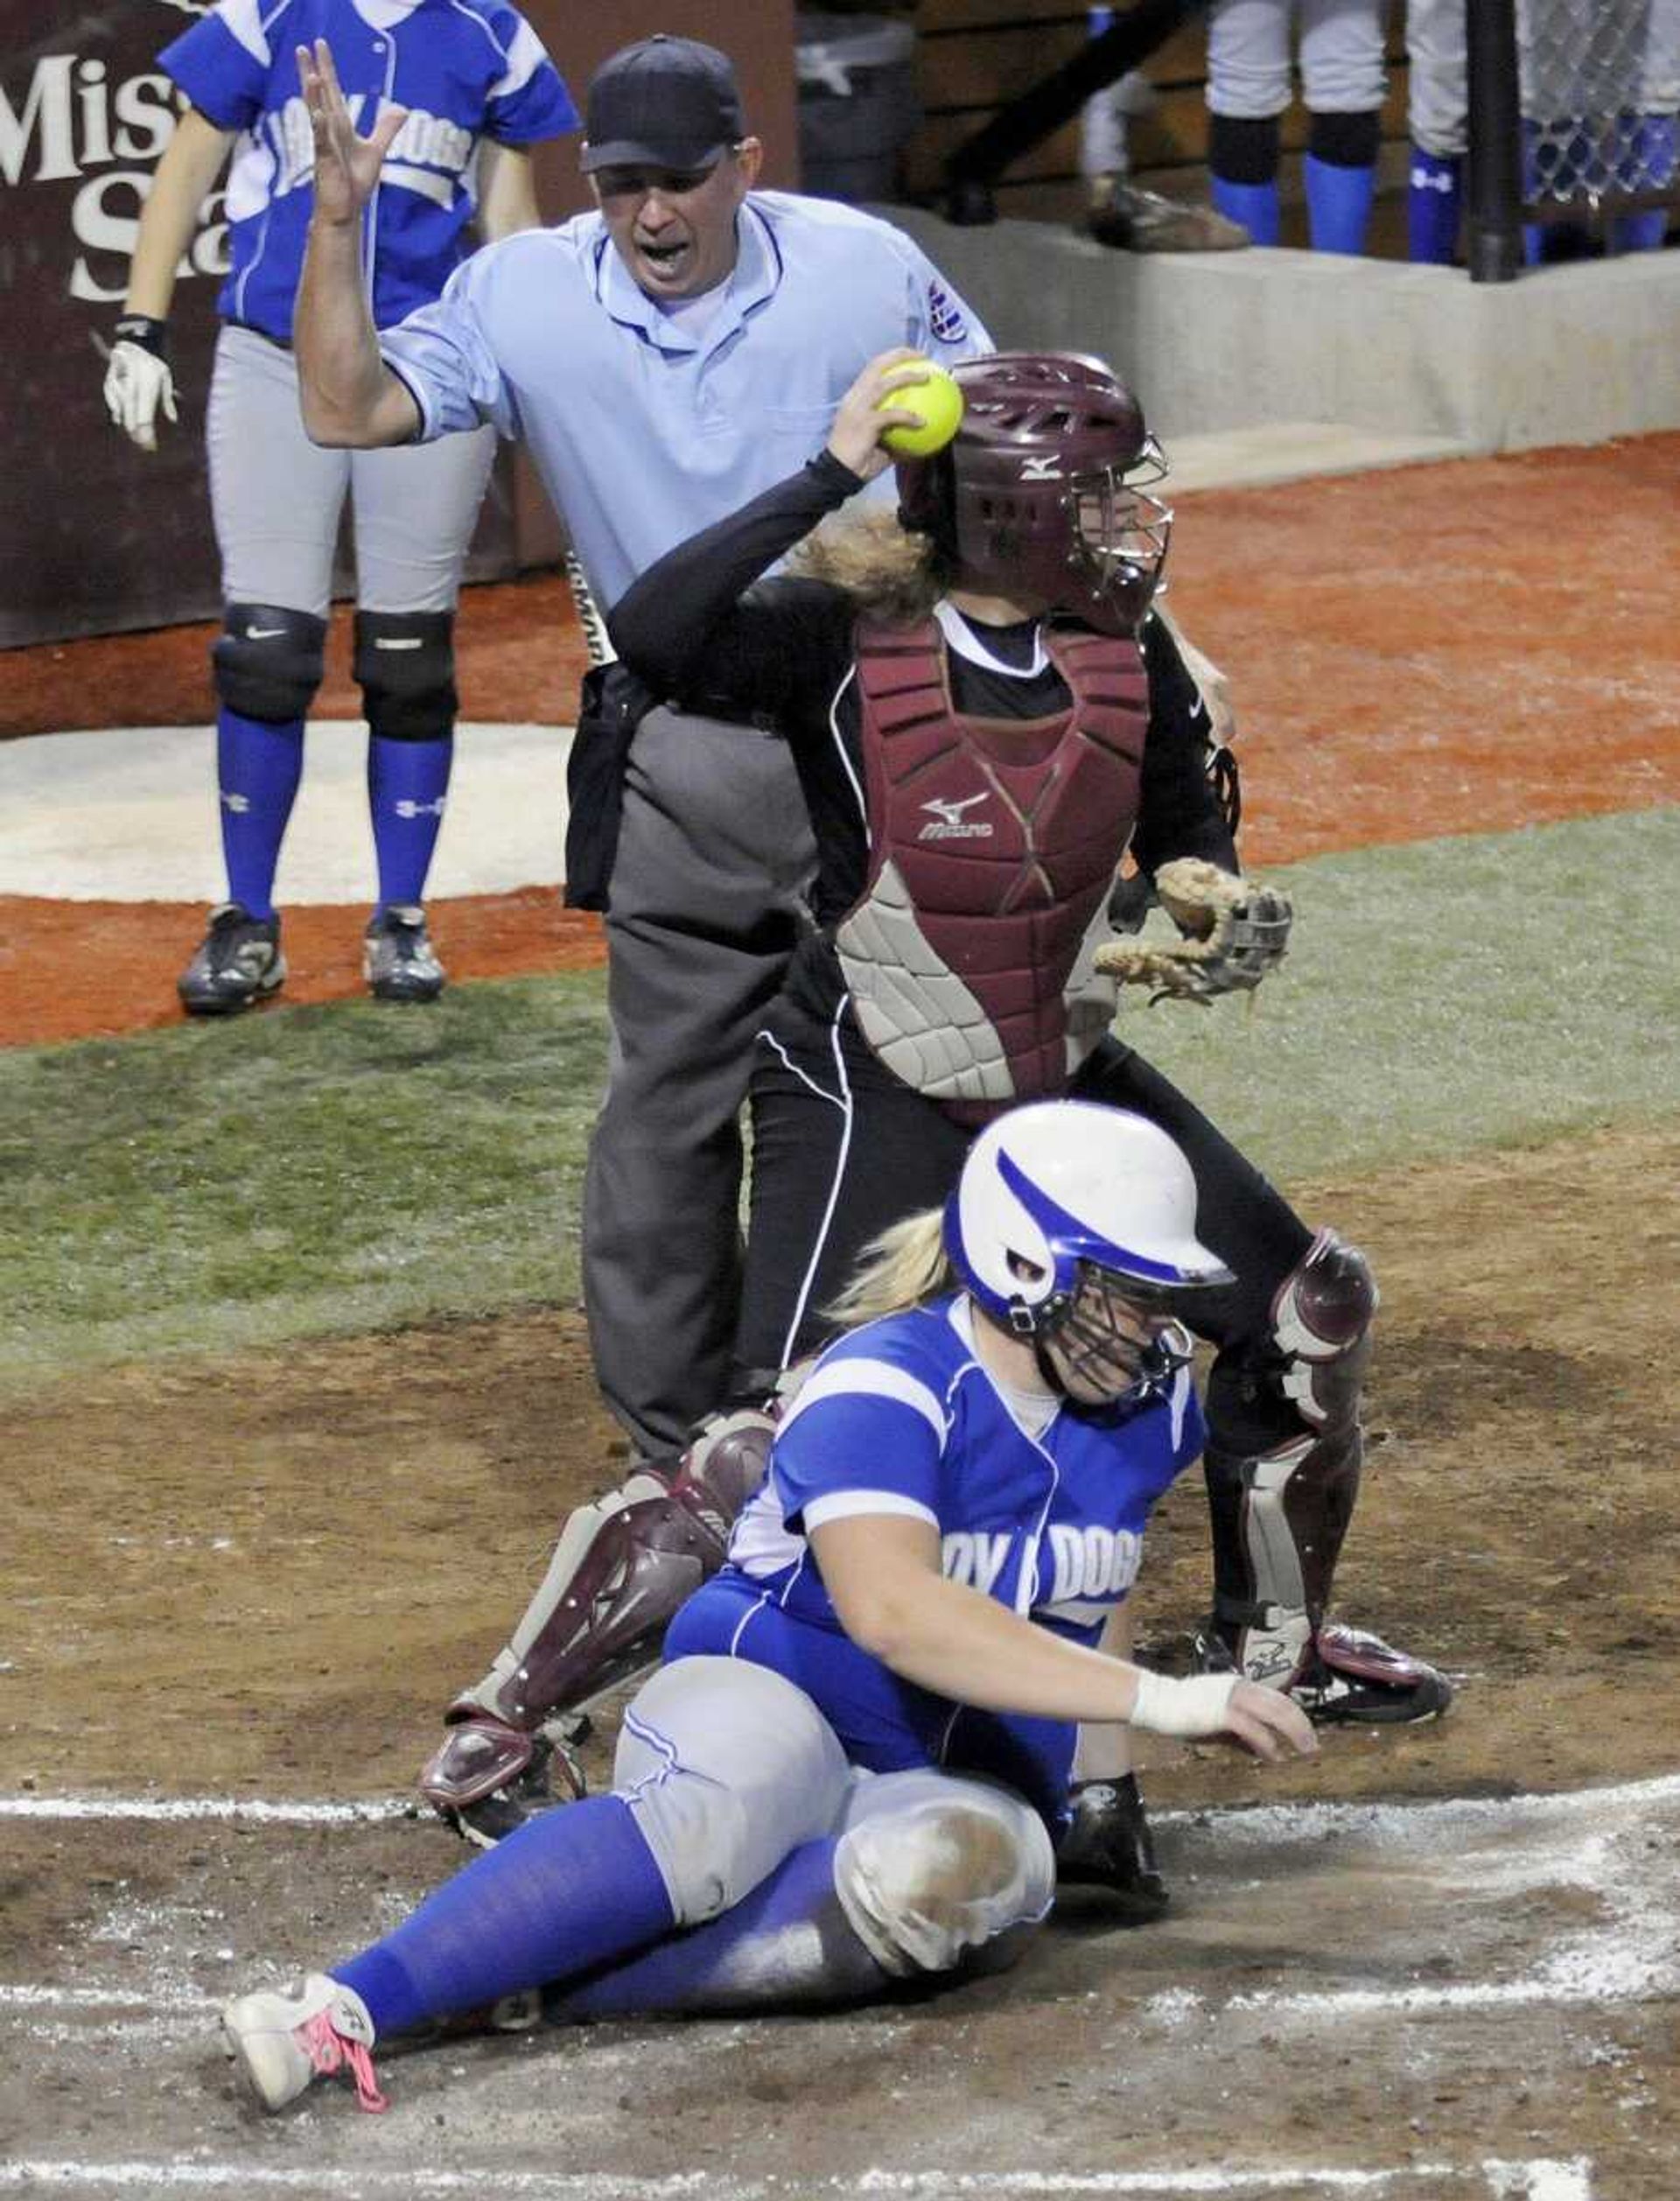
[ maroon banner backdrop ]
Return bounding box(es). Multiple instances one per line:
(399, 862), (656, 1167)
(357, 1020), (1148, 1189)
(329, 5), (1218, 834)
(0, 1), (795, 653)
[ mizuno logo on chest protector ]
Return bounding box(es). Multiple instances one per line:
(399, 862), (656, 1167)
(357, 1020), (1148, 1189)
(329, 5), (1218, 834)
(920, 793), (993, 840)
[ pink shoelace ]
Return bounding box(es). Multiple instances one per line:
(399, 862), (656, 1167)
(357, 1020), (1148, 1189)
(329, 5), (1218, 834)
(298, 2008), (388, 2113)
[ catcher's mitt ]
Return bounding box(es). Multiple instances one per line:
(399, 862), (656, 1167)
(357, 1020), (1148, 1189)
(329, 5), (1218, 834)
(1093, 858), (1292, 1005)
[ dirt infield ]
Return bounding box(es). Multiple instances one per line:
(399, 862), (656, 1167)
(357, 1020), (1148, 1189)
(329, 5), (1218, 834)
(3, 435), (1677, 1048)
(6, 1125), (1678, 2188)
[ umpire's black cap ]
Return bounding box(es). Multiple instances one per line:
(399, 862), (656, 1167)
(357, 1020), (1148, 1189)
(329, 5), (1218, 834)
(580, 36), (746, 174)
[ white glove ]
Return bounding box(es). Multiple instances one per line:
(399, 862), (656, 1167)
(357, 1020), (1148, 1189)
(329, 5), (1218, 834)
(104, 335), (178, 452)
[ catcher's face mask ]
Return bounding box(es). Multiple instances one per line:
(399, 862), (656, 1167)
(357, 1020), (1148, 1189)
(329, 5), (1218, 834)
(1026, 1260), (1196, 1414)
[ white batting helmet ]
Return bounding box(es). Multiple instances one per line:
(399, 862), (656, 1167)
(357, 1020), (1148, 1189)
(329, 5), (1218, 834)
(945, 1101), (1230, 1341)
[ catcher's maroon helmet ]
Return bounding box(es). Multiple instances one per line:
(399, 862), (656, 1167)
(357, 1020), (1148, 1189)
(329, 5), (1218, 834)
(896, 352), (1171, 634)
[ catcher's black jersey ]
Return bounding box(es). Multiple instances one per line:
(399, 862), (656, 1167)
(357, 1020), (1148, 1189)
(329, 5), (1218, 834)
(608, 452), (1238, 1013)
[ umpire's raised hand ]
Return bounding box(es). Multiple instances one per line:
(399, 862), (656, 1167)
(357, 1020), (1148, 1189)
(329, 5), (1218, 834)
(297, 38), (409, 226)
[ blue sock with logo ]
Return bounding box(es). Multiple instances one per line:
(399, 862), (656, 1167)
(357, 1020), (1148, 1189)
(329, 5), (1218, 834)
(216, 708), (304, 922)
(548, 1836), (889, 2020)
(1407, 147), (1461, 263)
(1304, 153), (1375, 254)
(1613, 116), (1675, 251)
(368, 733), (452, 917)
(330, 1796), (678, 2037)
(1210, 176), (1279, 245)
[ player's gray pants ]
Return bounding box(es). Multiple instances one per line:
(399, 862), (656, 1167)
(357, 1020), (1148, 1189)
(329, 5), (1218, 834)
(1207, 0), (1389, 118)
(617, 1658), (1056, 1978)
(582, 707), (818, 1458)
(206, 324), (496, 616)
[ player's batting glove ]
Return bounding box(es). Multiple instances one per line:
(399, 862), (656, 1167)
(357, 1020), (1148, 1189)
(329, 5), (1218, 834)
(1055, 1773), (1169, 1921)
(1094, 858), (1292, 1005)
(104, 315), (178, 452)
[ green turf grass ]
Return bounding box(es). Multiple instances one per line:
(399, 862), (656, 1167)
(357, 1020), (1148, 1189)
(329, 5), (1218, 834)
(3, 808), (1674, 1375)
(1, 970), (609, 1375)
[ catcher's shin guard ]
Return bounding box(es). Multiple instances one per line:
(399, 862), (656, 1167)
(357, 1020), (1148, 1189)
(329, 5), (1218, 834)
(1202, 1232), (1451, 1724)
(419, 1408), (776, 1842)
(1204, 1230), (1374, 1687)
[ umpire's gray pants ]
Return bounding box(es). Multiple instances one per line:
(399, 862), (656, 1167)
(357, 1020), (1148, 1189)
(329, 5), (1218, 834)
(582, 707), (817, 1458)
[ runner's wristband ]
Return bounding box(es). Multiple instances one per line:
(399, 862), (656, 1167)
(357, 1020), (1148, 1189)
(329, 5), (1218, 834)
(114, 313), (169, 360)
(1129, 1669), (1239, 1738)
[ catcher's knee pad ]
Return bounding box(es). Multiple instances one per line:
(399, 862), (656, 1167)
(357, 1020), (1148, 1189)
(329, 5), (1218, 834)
(615, 1658), (852, 1925)
(420, 1409), (778, 1820)
(1204, 1422), (1364, 1687)
(834, 1777), (1054, 1978)
(212, 603), (326, 724)
(353, 609), (458, 742)
(1271, 1228), (1376, 1435)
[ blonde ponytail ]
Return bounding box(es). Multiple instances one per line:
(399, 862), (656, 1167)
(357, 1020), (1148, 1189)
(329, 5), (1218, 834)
(824, 1207), (953, 1328)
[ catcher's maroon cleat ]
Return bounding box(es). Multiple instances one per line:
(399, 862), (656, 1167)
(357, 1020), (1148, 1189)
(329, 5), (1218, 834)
(1199, 1617), (1452, 1726)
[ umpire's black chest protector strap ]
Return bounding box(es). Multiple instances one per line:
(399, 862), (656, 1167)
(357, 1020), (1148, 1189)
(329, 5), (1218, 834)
(564, 662), (659, 912)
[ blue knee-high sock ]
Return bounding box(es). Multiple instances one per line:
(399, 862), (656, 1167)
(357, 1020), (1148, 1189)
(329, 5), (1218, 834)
(1210, 176), (1279, 246)
(368, 733), (452, 916)
(548, 1837), (888, 2021)
(331, 1795), (677, 2037)
(217, 709), (304, 922)
(1407, 147), (1461, 263)
(1304, 153), (1375, 254)
(1613, 116), (1675, 252)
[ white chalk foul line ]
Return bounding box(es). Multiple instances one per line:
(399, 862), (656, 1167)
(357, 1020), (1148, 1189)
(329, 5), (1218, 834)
(0, 2161), (1594, 2199)
(4, 1770), (1676, 1830)
(0, 1794), (412, 1824)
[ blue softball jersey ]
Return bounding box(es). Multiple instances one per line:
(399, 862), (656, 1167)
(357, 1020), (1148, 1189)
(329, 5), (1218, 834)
(665, 1294), (1205, 1824)
(158, 0), (577, 342)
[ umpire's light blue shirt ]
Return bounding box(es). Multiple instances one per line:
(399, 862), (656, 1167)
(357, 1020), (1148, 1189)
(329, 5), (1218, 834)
(379, 191), (991, 610)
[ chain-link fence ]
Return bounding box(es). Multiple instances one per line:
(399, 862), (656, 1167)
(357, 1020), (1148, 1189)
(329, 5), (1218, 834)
(1522, 0), (1680, 214)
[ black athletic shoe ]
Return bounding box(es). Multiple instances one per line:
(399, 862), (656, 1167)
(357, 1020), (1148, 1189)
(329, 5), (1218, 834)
(1056, 1772), (1170, 1921)
(1198, 1618), (1454, 1727)
(364, 904), (444, 1003)
(178, 902), (286, 1016)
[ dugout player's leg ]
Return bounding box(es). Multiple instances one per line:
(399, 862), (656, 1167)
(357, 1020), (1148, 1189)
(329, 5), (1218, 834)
(350, 424), (497, 1002)
(1072, 1041), (1450, 1724)
(1206, 0), (1287, 242)
(583, 708), (818, 1459)
(1405, 0), (1468, 262)
(1298, 0), (1385, 255)
(183, 328), (345, 1015)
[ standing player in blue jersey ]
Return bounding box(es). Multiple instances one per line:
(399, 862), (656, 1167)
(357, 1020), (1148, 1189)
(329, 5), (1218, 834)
(102, 1), (576, 1012)
(220, 1101), (1317, 2116)
(292, 32), (997, 1467)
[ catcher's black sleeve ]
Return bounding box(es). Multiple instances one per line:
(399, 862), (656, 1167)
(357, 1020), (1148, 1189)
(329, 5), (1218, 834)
(606, 453), (863, 724)
(1131, 613), (1241, 879)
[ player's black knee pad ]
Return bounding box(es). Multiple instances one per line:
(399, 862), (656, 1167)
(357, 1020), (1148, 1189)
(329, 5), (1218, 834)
(353, 609), (458, 743)
(212, 603), (326, 725)
(1208, 113), (1281, 186)
(1309, 109), (1381, 169)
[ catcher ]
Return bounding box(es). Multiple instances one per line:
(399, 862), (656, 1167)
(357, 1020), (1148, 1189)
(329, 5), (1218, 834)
(419, 349), (1449, 1855)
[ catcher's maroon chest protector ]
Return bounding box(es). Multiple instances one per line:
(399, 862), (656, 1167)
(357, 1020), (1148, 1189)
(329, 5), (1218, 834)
(836, 618), (1149, 1118)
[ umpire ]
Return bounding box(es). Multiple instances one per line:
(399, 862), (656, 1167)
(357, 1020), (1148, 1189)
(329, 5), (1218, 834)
(292, 33), (990, 1458)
